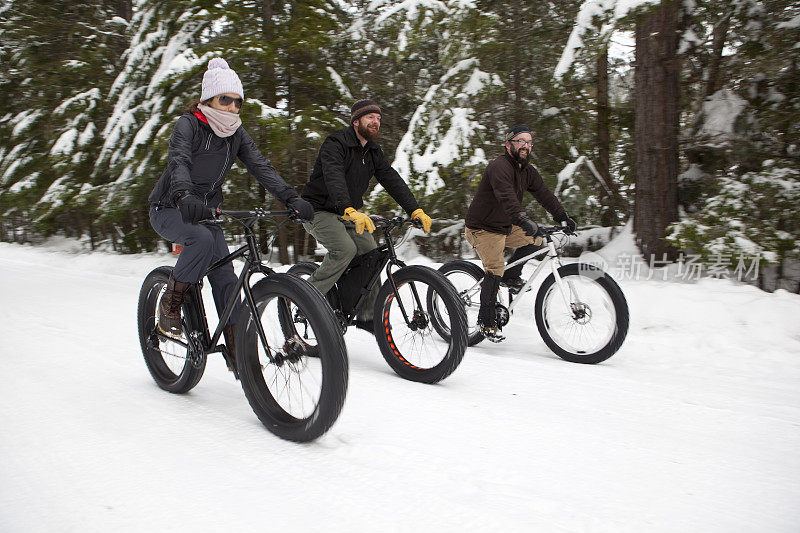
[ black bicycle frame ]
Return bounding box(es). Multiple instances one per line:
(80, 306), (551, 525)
(172, 210), (289, 364)
(337, 217), (423, 328)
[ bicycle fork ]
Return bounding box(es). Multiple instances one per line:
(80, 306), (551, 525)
(547, 251), (585, 320)
(385, 263), (427, 331)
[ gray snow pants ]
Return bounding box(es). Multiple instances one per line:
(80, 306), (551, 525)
(150, 205), (240, 326)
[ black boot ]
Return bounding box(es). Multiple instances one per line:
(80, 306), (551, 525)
(158, 273), (190, 337)
(222, 324), (239, 380)
(502, 243), (538, 291)
(477, 273), (504, 342)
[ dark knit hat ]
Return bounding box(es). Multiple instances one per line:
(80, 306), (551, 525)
(351, 99), (382, 124)
(505, 125), (532, 142)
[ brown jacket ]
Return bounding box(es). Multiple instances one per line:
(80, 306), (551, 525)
(465, 152), (565, 235)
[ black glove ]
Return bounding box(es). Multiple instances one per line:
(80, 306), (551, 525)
(286, 196), (314, 222)
(178, 194), (212, 224)
(511, 212), (541, 238)
(555, 212), (577, 233)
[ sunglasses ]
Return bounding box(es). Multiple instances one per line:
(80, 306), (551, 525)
(217, 95), (243, 108)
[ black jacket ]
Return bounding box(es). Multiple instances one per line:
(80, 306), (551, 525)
(148, 113), (297, 208)
(465, 152), (565, 234)
(301, 126), (419, 216)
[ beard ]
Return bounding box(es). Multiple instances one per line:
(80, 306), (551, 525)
(511, 145), (531, 165)
(356, 120), (380, 141)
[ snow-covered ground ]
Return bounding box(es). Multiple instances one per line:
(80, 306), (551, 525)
(2, 239), (800, 532)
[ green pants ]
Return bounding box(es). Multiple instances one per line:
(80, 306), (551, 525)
(303, 210), (380, 321)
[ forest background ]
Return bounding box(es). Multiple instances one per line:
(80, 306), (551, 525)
(0, 0), (797, 289)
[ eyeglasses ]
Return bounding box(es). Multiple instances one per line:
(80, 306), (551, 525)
(510, 139), (533, 147)
(217, 95), (244, 108)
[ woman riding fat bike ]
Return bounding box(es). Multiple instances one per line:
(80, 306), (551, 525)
(147, 57), (314, 374)
(138, 209), (348, 442)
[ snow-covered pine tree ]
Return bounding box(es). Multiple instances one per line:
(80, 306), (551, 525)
(349, 1), (496, 257)
(194, 0), (347, 262)
(669, 0), (800, 288)
(93, 0), (212, 252)
(0, 0), (126, 245)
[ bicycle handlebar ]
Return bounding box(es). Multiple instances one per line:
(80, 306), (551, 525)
(210, 207), (312, 224)
(538, 225), (577, 237)
(216, 208), (291, 218)
(368, 215), (424, 233)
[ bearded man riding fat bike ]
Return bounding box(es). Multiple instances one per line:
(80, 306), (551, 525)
(291, 99), (467, 384)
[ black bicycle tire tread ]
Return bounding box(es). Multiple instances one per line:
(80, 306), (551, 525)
(236, 273), (348, 442)
(137, 266), (205, 393)
(374, 265), (468, 384)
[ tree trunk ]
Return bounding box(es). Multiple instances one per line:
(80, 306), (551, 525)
(703, 13), (730, 99)
(633, 1), (681, 260)
(261, 0), (277, 108)
(596, 44), (617, 226)
(116, 0), (132, 20)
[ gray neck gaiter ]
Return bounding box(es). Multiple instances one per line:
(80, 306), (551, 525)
(198, 104), (242, 138)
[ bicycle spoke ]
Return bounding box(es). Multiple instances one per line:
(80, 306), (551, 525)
(542, 276), (616, 354)
(252, 296), (324, 420)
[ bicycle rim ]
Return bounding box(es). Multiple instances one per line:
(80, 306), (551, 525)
(150, 284), (192, 375)
(539, 274), (617, 354)
(381, 280), (453, 370)
(435, 269), (481, 340)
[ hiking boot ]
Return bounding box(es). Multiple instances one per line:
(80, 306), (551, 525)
(479, 323), (506, 343)
(353, 318), (375, 336)
(222, 324), (239, 380)
(158, 274), (190, 337)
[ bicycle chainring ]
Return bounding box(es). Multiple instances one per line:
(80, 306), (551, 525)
(495, 304), (510, 328)
(187, 331), (206, 369)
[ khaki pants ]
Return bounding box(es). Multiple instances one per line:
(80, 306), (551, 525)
(465, 226), (542, 276)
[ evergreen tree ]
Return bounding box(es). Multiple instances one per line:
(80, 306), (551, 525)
(0, 0), (125, 244)
(93, 0), (213, 252)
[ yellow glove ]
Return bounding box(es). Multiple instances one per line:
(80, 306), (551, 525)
(342, 207), (376, 234)
(411, 208), (432, 234)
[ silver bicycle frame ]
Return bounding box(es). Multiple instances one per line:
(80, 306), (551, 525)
(464, 238), (575, 314)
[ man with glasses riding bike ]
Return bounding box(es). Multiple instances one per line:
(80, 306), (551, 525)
(147, 58), (314, 372)
(300, 99), (433, 334)
(464, 125), (576, 342)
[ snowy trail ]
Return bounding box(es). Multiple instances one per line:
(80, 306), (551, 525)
(1, 241), (799, 532)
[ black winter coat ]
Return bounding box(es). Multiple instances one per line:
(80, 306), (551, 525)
(301, 126), (419, 216)
(148, 113), (297, 208)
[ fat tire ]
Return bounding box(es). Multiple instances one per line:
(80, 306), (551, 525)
(137, 266), (205, 393)
(375, 266), (467, 383)
(435, 260), (486, 346)
(236, 273), (348, 442)
(534, 263), (629, 364)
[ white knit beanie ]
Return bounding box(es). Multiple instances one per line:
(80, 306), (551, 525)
(200, 58), (244, 102)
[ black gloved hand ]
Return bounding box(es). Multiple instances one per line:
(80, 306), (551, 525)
(286, 196), (315, 222)
(178, 194), (212, 224)
(555, 212), (577, 233)
(511, 212), (541, 238)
